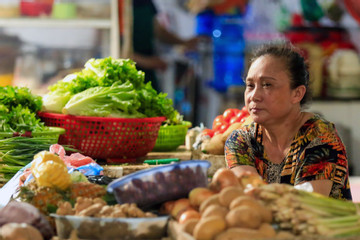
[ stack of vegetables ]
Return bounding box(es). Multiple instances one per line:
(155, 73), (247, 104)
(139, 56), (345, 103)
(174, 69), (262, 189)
(0, 86), (62, 184)
(0, 86), (44, 134)
(163, 168), (360, 239)
(42, 57), (182, 125)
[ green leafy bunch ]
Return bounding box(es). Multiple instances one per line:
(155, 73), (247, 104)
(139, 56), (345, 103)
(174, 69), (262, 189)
(0, 105), (46, 132)
(0, 86), (45, 133)
(0, 85), (42, 113)
(45, 57), (181, 124)
(137, 82), (182, 125)
(49, 58), (145, 94)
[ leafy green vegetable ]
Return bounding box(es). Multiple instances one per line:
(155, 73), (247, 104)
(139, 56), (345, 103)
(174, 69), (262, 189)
(83, 57), (145, 89)
(42, 88), (71, 113)
(63, 81), (145, 118)
(49, 58), (145, 94)
(0, 105), (46, 132)
(137, 82), (182, 124)
(44, 57), (182, 124)
(0, 137), (78, 181)
(0, 85), (42, 113)
(0, 86), (45, 133)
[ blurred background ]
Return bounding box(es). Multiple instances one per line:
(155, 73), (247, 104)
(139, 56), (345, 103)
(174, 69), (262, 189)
(0, 0), (360, 174)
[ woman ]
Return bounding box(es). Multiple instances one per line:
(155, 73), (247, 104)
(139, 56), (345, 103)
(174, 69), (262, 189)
(225, 43), (352, 200)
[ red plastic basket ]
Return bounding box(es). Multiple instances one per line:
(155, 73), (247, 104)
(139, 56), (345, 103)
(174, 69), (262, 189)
(37, 112), (165, 163)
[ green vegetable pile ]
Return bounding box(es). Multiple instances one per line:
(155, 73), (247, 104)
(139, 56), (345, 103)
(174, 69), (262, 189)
(0, 86), (46, 133)
(43, 57), (182, 125)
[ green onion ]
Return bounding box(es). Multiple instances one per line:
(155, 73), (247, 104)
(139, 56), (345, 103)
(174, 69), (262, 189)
(0, 137), (78, 182)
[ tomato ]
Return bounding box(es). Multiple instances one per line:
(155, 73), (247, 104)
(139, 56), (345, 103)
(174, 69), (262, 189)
(230, 108), (241, 113)
(212, 115), (225, 130)
(219, 123), (229, 133)
(222, 109), (237, 123)
(236, 110), (249, 121)
(212, 121), (223, 131)
(213, 130), (222, 136)
(202, 129), (215, 138)
(229, 116), (241, 124)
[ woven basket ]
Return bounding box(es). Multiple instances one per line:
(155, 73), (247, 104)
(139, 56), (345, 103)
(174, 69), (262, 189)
(152, 121), (191, 151)
(38, 112), (165, 162)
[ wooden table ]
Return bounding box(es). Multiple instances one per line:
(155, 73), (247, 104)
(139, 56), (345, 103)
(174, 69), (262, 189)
(102, 146), (226, 178)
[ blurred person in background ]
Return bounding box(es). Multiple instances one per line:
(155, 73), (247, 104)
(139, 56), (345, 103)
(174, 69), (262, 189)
(120, 0), (200, 93)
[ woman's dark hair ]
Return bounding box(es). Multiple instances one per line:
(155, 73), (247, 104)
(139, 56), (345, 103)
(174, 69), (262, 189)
(248, 42), (312, 107)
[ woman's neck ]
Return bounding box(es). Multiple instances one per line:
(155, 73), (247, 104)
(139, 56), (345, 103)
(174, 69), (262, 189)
(262, 111), (311, 161)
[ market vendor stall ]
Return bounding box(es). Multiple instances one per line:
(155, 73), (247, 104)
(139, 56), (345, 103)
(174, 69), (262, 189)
(1, 55), (360, 240)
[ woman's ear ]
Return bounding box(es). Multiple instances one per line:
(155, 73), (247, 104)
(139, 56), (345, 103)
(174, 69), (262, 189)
(292, 85), (306, 104)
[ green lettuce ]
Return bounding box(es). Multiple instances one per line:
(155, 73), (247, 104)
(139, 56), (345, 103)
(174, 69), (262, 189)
(62, 81), (145, 118)
(42, 88), (71, 113)
(44, 57), (181, 124)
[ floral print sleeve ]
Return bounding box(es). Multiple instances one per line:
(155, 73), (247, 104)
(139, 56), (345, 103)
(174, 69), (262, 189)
(292, 117), (351, 200)
(225, 123), (257, 169)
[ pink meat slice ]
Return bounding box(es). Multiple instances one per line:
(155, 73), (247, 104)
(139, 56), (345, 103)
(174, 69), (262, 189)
(49, 144), (66, 159)
(64, 153), (96, 167)
(49, 144), (95, 167)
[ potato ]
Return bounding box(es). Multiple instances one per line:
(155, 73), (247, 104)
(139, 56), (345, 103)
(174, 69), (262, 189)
(0, 223), (43, 240)
(228, 195), (259, 210)
(218, 186), (244, 208)
(226, 205), (262, 229)
(181, 218), (200, 235)
(199, 194), (220, 214)
(203, 134), (224, 155)
(214, 227), (262, 240)
(276, 231), (295, 239)
(201, 205), (228, 219)
(229, 196), (272, 223)
(193, 216), (227, 240)
(259, 205), (273, 223)
(221, 122), (243, 142)
(258, 223), (276, 238)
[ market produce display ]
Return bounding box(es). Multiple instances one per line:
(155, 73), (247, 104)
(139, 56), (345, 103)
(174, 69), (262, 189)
(194, 107), (251, 155)
(38, 57), (188, 160)
(2, 59), (360, 240)
(0, 86), (44, 134)
(0, 201), (55, 240)
(42, 57), (181, 125)
(0, 86), (75, 184)
(164, 168), (360, 239)
(18, 176), (107, 216)
(107, 160), (211, 209)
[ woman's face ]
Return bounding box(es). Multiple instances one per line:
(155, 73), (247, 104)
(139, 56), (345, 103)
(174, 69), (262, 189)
(244, 55), (300, 125)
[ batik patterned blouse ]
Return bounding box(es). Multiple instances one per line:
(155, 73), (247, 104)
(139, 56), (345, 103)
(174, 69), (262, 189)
(225, 114), (352, 200)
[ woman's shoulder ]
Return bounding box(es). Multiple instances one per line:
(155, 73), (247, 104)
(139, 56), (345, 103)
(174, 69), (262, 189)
(227, 121), (257, 140)
(303, 112), (336, 131)
(299, 112), (341, 141)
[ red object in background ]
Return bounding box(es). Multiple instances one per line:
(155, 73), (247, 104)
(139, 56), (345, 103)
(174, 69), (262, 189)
(291, 13), (304, 27)
(20, 0), (53, 17)
(211, 0), (248, 15)
(202, 128), (215, 138)
(344, 0), (360, 25)
(118, 0), (124, 35)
